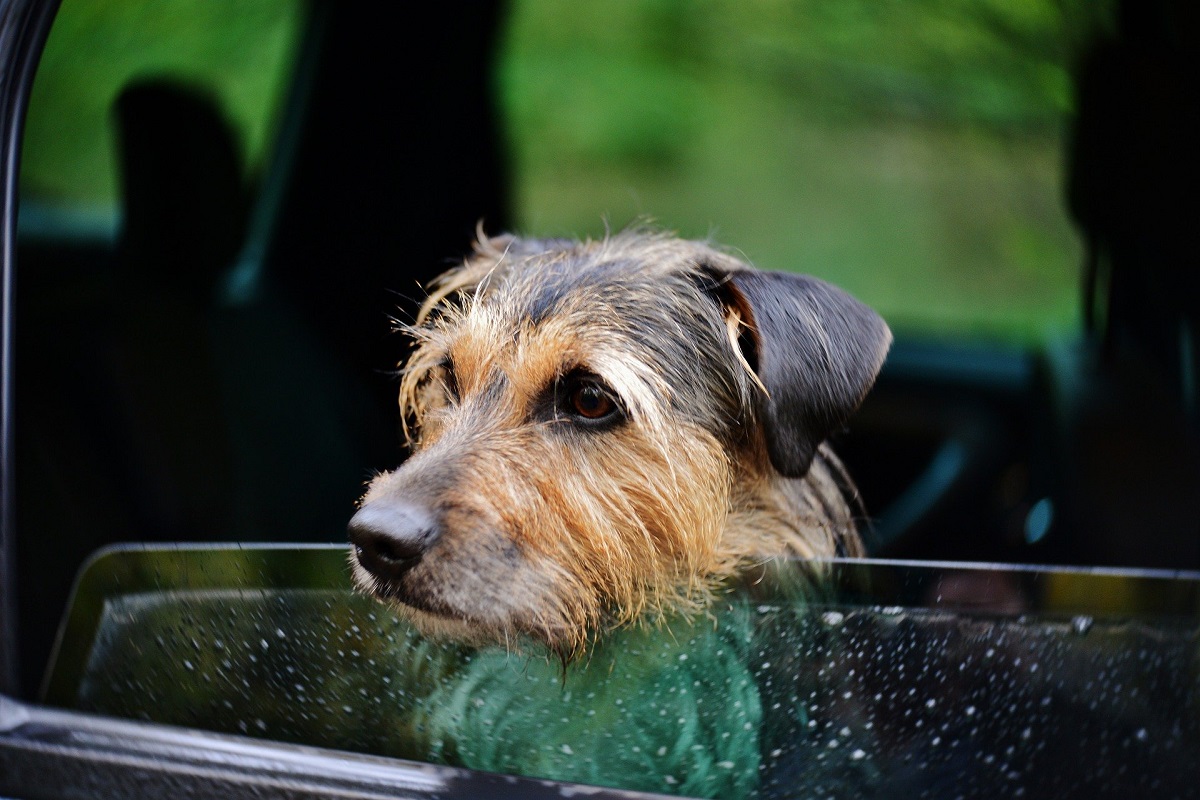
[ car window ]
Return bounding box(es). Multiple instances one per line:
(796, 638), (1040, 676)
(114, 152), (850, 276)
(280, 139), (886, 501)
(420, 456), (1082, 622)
(44, 546), (1200, 798)
(498, 1), (1114, 341)
(18, 0), (305, 238)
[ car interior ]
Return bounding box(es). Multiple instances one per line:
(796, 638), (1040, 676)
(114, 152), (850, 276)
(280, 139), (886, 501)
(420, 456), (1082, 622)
(1, 0), (1197, 797)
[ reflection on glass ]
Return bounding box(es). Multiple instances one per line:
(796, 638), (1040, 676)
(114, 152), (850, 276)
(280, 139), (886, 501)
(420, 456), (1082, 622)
(45, 547), (1200, 798)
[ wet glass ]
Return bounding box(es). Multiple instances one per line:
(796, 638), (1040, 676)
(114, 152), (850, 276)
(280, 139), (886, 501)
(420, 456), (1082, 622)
(44, 546), (1200, 798)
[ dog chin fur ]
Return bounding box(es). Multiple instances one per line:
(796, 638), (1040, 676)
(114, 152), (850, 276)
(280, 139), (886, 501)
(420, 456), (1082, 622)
(350, 554), (575, 654)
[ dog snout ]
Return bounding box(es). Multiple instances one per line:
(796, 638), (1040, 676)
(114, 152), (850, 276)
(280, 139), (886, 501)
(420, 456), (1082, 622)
(349, 501), (440, 581)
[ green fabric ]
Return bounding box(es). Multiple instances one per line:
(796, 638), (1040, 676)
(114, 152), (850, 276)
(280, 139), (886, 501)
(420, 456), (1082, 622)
(413, 606), (765, 798)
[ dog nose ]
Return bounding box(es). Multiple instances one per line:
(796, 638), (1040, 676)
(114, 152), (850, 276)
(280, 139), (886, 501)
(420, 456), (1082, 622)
(348, 501), (440, 580)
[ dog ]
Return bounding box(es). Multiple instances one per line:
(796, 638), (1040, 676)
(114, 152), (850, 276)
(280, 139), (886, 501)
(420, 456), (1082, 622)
(346, 227), (890, 795)
(349, 227), (890, 660)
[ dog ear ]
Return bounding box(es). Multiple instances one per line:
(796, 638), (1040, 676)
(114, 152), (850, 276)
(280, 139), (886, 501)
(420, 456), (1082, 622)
(715, 268), (891, 478)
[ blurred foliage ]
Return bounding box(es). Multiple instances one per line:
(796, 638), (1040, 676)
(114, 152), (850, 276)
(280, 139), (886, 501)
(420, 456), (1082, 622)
(20, 0), (303, 210)
(17, 0), (1116, 339)
(498, 0), (1115, 340)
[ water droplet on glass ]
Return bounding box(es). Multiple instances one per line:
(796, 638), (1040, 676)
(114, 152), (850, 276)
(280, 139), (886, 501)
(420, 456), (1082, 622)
(1024, 497), (1053, 544)
(561, 744), (573, 755)
(821, 610), (845, 626)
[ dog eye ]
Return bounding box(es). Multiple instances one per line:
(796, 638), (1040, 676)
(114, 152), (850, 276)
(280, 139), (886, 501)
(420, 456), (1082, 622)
(567, 383), (617, 421)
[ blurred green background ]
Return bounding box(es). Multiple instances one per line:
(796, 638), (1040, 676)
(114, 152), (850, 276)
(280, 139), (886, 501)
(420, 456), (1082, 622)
(20, 0), (1112, 341)
(499, 0), (1112, 341)
(20, 0), (302, 207)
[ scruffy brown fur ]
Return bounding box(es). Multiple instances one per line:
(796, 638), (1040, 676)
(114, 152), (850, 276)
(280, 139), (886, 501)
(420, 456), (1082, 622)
(350, 228), (891, 661)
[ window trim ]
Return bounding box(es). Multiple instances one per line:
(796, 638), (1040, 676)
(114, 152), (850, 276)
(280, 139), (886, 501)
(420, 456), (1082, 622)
(1, 0), (61, 700)
(1, 693), (669, 800)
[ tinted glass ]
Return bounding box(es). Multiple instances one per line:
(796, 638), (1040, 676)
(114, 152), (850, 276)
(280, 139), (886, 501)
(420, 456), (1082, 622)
(46, 546), (1200, 798)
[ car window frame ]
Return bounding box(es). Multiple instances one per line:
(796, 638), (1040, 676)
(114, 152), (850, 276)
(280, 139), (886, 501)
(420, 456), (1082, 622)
(0, 0), (59, 700)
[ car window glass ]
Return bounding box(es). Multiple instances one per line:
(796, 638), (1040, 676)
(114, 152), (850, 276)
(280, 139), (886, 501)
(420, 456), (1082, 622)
(45, 546), (1200, 798)
(18, 0), (305, 237)
(498, 1), (1115, 341)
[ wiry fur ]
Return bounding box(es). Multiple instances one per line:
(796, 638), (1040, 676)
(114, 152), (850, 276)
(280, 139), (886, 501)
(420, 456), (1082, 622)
(350, 227), (889, 662)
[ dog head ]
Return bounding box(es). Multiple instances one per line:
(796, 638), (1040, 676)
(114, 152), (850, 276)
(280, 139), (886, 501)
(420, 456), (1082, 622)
(349, 229), (890, 659)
